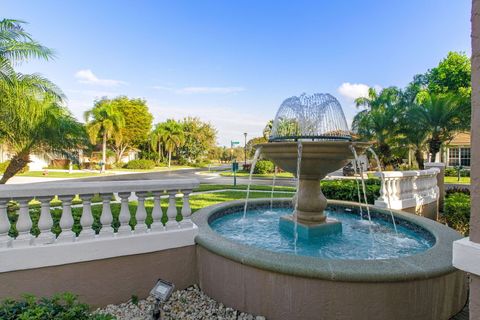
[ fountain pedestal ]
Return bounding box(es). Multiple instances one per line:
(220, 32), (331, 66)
(260, 141), (369, 239)
(279, 215), (342, 239)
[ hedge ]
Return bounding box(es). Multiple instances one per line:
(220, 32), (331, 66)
(321, 179), (380, 204)
(443, 192), (470, 236)
(253, 160), (275, 174)
(123, 159), (156, 170)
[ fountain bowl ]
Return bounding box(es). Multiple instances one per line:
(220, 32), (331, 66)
(193, 198), (467, 320)
(258, 140), (370, 229)
(258, 140), (370, 178)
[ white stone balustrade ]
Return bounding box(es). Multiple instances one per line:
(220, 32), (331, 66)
(0, 179), (199, 249)
(374, 168), (440, 211)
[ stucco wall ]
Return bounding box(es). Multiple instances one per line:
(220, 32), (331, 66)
(0, 245), (197, 307)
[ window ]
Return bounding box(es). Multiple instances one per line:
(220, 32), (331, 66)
(448, 147), (470, 167)
(460, 148), (471, 166)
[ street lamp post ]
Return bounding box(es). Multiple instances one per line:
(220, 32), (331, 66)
(244, 132), (248, 166)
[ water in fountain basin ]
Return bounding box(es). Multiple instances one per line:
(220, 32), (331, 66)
(368, 147), (398, 233)
(243, 147), (263, 220)
(210, 206), (434, 260)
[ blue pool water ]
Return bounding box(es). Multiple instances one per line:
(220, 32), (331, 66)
(210, 207), (434, 260)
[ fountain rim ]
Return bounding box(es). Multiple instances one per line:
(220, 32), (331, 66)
(192, 198), (463, 283)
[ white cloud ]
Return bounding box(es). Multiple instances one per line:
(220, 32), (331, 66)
(337, 82), (371, 101)
(74, 69), (126, 87)
(152, 86), (245, 94)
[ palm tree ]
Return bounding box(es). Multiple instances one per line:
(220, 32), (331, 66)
(0, 74), (85, 184)
(413, 93), (470, 162)
(398, 106), (429, 169)
(150, 123), (167, 163)
(353, 87), (403, 166)
(84, 99), (125, 173)
(151, 120), (185, 167)
(0, 19), (54, 79)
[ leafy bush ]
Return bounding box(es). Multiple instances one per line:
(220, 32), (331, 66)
(123, 159), (155, 170)
(253, 160), (275, 174)
(321, 179), (380, 204)
(0, 293), (115, 320)
(443, 192), (470, 235)
(445, 167), (470, 177)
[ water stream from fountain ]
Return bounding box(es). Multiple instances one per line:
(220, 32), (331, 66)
(367, 147), (398, 233)
(243, 147), (263, 220)
(352, 160), (364, 220)
(350, 146), (372, 223)
(293, 141), (303, 252)
(270, 166), (278, 210)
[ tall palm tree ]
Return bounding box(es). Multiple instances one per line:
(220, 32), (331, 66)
(0, 74), (85, 184)
(413, 93), (470, 162)
(150, 123), (167, 163)
(151, 120), (185, 167)
(84, 99), (125, 173)
(0, 19), (54, 79)
(353, 87), (404, 166)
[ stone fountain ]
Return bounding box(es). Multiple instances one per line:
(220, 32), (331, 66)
(259, 93), (369, 238)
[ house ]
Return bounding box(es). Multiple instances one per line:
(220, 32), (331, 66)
(443, 132), (471, 167)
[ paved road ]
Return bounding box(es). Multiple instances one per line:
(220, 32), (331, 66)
(66, 166), (297, 187)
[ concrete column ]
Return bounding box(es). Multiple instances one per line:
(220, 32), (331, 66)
(470, 0), (480, 318)
(425, 162), (445, 210)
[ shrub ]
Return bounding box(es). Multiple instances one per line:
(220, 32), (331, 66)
(0, 293), (115, 320)
(446, 186), (470, 196)
(253, 160), (275, 174)
(321, 179), (380, 204)
(443, 192), (470, 235)
(445, 167), (470, 177)
(124, 159), (156, 170)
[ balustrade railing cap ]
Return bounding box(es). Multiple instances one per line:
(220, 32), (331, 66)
(374, 168), (440, 178)
(0, 179), (199, 199)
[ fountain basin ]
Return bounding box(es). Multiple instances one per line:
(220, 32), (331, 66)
(193, 198), (467, 320)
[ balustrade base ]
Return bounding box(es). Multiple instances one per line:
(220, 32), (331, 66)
(12, 234), (34, 247)
(116, 227), (133, 237)
(35, 233), (56, 245)
(56, 231), (76, 243)
(76, 229), (97, 241)
(98, 228), (115, 238)
(165, 221), (179, 230)
(180, 219), (194, 228)
(134, 224), (148, 234)
(150, 222), (165, 232)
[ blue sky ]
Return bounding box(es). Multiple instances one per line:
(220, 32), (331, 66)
(2, 0), (471, 146)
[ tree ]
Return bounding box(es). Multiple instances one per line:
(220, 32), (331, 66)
(84, 98), (125, 173)
(177, 117), (217, 164)
(0, 74), (86, 183)
(413, 93), (470, 162)
(151, 119), (185, 167)
(425, 52), (471, 96)
(352, 87), (404, 166)
(107, 96), (153, 163)
(0, 19), (54, 79)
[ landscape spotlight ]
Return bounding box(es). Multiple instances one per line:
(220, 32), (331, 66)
(150, 279), (175, 320)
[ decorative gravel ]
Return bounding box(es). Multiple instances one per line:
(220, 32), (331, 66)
(95, 285), (266, 320)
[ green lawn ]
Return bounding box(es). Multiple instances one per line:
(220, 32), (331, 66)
(7, 189), (293, 237)
(19, 171), (107, 178)
(444, 176), (470, 184)
(219, 170), (293, 178)
(111, 165), (194, 172)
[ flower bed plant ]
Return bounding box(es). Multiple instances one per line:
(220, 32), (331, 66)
(0, 293), (114, 320)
